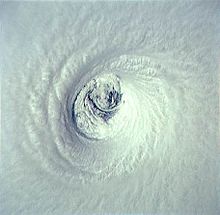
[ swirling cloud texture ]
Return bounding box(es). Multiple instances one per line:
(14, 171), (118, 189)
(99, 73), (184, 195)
(1, 1), (220, 215)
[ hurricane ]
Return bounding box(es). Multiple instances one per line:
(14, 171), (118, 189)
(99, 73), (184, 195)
(1, 1), (219, 214)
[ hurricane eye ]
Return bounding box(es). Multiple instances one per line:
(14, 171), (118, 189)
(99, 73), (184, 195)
(72, 73), (123, 140)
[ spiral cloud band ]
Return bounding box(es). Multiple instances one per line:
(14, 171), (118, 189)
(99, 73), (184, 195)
(23, 54), (174, 182)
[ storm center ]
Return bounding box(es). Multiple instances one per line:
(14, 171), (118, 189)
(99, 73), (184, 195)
(72, 73), (123, 140)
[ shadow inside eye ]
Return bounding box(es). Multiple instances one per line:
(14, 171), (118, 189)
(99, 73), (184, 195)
(72, 73), (123, 139)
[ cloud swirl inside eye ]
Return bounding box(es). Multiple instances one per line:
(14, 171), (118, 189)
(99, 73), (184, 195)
(72, 73), (123, 140)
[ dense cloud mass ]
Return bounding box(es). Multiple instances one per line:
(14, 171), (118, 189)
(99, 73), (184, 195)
(1, 1), (220, 215)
